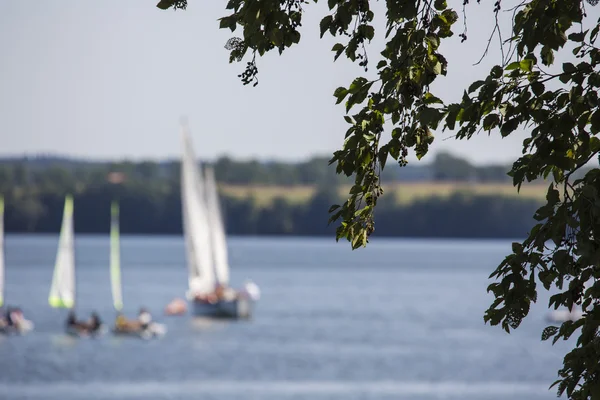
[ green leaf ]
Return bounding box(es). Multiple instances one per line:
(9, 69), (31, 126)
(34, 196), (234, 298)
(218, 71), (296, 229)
(434, 0), (447, 11)
(156, 0), (185, 10)
(383, 98), (400, 113)
(348, 77), (368, 94)
(445, 104), (460, 130)
(320, 15), (333, 38)
(332, 43), (345, 61)
(541, 46), (554, 66)
(483, 113), (500, 131)
(590, 110), (600, 133)
(424, 92), (443, 105)
(500, 118), (520, 137)
(542, 326), (559, 341)
(562, 62), (576, 74)
(531, 82), (545, 97)
(290, 31), (301, 44)
(568, 32), (585, 42)
(419, 107), (444, 128)
(219, 16), (237, 31)
(490, 65), (503, 78)
(432, 61), (442, 75)
(378, 145), (389, 170)
(333, 87), (349, 104)
(590, 136), (600, 152)
(591, 24), (600, 43)
(468, 80), (485, 94)
(328, 204), (341, 213)
(519, 59), (533, 72)
(360, 25), (375, 41)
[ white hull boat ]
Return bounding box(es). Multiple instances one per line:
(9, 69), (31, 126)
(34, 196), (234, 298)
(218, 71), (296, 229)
(192, 297), (253, 319)
(180, 121), (260, 320)
(112, 322), (167, 339)
(546, 308), (584, 323)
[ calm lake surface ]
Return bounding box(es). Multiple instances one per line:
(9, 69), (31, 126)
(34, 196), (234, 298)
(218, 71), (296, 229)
(0, 235), (570, 400)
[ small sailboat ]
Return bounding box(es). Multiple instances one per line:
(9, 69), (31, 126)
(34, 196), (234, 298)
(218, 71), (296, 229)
(49, 195), (103, 337)
(546, 307), (584, 323)
(180, 123), (260, 319)
(110, 201), (166, 339)
(0, 196), (4, 313)
(0, 196), (34, 335)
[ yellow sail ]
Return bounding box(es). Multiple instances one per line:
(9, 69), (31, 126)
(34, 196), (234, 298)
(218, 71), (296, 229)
(49, 195), (75, 309)
(110, 201), (123, 311)
(0, 196), (4, 307)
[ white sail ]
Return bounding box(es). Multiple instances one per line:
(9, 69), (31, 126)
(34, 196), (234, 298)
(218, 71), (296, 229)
(204, 167), (230, 286)
(49, 195), (75, 309)
(0, 197), (4, 307)
(180, 124), (215, 296)
(110, 201), (123, 311)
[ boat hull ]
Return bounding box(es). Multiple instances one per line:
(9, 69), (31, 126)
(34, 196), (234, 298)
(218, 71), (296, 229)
(0, 319), (34, 335)
(65, 324), (106, 338)
(112, 322), (167, 339)
(191, 297), (253, 319)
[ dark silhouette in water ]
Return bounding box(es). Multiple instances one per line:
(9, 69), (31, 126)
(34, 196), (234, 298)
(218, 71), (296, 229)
(65, 310), (103, 336)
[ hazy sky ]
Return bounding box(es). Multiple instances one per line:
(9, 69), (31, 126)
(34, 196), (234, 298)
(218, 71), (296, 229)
(0, 1), (596, 165)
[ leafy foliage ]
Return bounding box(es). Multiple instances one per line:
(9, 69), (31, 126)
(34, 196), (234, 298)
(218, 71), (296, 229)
(156, 0), (600, 397)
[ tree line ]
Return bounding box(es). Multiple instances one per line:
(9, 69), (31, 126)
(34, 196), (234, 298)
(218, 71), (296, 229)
(0, 152), (544, 238)
(0, 151), (532, 190)
(1, 179), (539, 238)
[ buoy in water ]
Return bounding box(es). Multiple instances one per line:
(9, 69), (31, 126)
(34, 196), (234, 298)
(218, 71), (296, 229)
(165, 298), (187, 316)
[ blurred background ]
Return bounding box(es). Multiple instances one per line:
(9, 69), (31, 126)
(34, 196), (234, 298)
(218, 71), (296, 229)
(0, 1), (588, 400)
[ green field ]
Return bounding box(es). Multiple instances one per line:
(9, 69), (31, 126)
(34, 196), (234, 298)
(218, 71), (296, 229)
(220, 182), (549, 207)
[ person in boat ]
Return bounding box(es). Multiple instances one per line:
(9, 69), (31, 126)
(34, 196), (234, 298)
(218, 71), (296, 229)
(215, 284), (225, 300)
(114, 311), (138, 331)
(88, 312), (103, 333)
(5, 306), (14, 327)
(240, 280), (261, 301)
(138, 308), (152, 330)
(7, 307), (32, 332)
(194, 292), (218, 304)
(66, 311), (100, 335)
(113, 309), (152, 333)
(0, 306), (8, 330)
(114, 312), (126, 329)
(66, 310), (87, 333)
(66, 310), (77, 327)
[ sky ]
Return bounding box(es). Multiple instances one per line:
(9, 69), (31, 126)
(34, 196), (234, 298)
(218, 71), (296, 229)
(0, 1), (596, 165)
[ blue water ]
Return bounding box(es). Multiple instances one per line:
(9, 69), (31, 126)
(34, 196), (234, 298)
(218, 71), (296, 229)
(0, 235), (570, 399)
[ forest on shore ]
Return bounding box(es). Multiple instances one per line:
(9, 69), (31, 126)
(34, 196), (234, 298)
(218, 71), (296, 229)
(0, 152), (552, 238)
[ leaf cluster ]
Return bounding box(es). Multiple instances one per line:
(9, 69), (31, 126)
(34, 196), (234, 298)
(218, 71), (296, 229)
(157, 0), (600, 396)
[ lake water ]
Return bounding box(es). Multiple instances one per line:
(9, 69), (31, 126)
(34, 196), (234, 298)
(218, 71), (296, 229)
(0, 235), (570, 400)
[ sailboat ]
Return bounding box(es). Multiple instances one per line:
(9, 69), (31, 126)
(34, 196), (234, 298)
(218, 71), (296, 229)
(49, 195), (103, 337)
(0, 196), (4, 313)
(110, 200), (124, 314)
(0, 196), (34, 335)
(180, 123), (260, 319)
(110, 201), (166, 338)
(49, 195), (76, 311)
